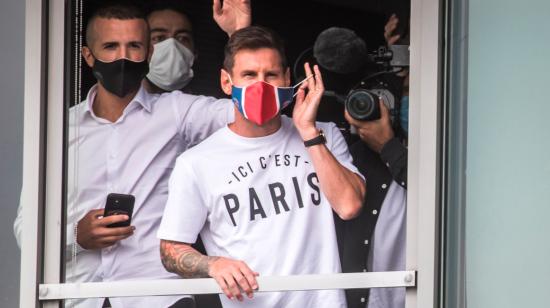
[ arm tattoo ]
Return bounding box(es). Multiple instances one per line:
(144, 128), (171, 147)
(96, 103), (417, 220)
(160, 240), (219, 278)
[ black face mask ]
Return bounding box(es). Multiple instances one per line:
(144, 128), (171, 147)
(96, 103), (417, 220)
(92, 57), (149, 98)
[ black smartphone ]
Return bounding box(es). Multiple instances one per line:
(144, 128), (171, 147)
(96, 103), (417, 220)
(103, 193), (135, 228)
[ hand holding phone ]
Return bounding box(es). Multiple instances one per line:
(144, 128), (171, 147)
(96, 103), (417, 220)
(76, 193), (135, 249)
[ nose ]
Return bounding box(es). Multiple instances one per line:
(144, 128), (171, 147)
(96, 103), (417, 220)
(258, 73), (268, 83)
(118, 46), (130, 60)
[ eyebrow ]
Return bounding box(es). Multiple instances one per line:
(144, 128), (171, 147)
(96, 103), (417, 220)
(174, 29), (193, 35)
(240, 70), (257, 75)
(150, 27), (169, 33)
(128, 40), (145, 46)
(101, 41), (119, 47)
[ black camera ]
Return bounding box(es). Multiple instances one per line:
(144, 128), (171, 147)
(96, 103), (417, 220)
(343, 45), (409, 121)
(345, 79), (396, 121)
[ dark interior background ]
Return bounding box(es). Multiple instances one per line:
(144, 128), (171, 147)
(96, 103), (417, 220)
(75, 0), (409, 100)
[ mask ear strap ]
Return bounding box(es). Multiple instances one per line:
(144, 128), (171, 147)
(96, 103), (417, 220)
(293, 74), (315, 89)
(292, 74), (315, 97)
(226, 72), (234, 85)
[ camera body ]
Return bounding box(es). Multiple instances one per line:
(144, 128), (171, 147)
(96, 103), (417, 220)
(345, 45), (409, 122)
(345, 80), (396, 121)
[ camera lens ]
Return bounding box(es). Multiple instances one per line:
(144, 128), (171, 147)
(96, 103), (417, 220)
(345, 89), (380, 121)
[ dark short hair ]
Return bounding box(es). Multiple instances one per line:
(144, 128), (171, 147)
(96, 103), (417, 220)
(223, 26), (287, 73)
(85, 3), (147, 47)
(145, 1), (192, 25)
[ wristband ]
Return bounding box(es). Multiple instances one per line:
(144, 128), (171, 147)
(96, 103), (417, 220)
(303, 129), (326, 147)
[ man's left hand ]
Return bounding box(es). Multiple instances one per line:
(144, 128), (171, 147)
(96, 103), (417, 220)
(345, 101), (394, 153)
(213, 0), (251, 37)
(293, 63), (324, 141)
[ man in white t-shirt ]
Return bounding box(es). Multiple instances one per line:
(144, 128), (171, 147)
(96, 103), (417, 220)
(157, 26), (366, 308)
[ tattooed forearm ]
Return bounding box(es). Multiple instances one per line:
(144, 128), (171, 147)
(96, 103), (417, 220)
(160, 240), (220, 278)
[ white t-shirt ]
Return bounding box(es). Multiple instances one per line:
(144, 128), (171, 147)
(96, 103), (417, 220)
(158, 116), (359, 308)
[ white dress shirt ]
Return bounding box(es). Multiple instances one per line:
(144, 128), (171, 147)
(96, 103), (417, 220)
(14, 84), (233, 308)
(367, 181), (407, 308)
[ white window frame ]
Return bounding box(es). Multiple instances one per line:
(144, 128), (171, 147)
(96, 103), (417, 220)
(20, 0), (443, 307)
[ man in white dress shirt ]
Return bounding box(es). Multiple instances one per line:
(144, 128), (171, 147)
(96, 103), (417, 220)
(13, 2), (250, 308)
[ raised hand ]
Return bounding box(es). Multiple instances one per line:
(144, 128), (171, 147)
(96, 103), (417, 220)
(384, 14), (401, 45)
(76, 209), (134, 250)
(213, 0), (251, 36)
(293, 63), (325, 141)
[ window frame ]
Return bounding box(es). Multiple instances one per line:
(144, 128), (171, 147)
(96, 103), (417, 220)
(20, 0), (444, 306)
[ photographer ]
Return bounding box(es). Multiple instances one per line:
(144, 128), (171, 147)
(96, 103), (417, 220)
(335, 14), (409, 308)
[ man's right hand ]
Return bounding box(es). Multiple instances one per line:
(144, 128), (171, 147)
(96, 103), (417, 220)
(208, 257), (259, 301)
(213, 0), (251, 37)
(345, 101), (394, 153)
(76, 209), (135, 250)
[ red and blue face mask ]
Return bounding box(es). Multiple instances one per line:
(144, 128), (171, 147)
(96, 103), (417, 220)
(229, 76), (312, 126)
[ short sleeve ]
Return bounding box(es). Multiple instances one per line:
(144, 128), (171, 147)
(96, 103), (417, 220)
(322, 122), (364, 181)
(157, 155), (208, 244)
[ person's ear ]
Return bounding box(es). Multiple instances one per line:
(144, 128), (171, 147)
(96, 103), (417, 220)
(82, 46), (94, 68)
(220, 69), (233, 95)
(284, 67), (291, 87)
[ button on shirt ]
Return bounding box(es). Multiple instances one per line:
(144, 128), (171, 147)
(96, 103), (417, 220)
(64, 85), (233, 308)
(367, 181), (406, 308)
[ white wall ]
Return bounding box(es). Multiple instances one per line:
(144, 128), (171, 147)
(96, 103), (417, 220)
(466, 0), (550, 307)
(0, 0), (24, 306)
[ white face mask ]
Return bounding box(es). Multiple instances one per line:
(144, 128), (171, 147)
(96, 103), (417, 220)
(147, 38), (195, 91)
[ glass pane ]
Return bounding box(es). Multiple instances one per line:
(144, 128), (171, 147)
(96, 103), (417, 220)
(63, 1), (411, 307)
(446, 0), (550, 307)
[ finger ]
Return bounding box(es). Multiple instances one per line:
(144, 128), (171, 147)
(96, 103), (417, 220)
(388, 35), (401, 45)
(213, 0), (222, 16)
(238, 262), (258, 293)
(96, 225), (135, 237)
(386, 20), (398, 36)
(99, 233), (133, 246)
(385, 16), (397, 32)
(213, 276), (232, 300)
(303, 62), (315, 92)
(101, 231), (134, 242)
(344, 109), (362, 127)
(241, 263), (258, 298)
(379, 100), (391, 120)
(223, 272), (242, 300)
(295, 86), (306, 106)
(313, 65), (324, 92)
(233, 271), (253, 299)
(96, 214), (130, 227)
(90, 209), (105, 219)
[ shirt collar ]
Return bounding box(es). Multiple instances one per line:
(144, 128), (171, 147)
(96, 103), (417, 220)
(84, 83), (155, 119)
